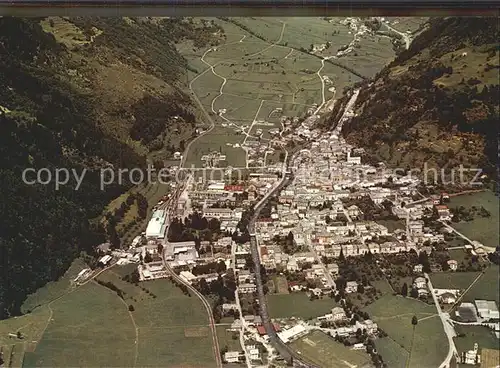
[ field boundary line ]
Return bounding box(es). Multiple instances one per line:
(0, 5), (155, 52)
(31, 263), (117, 352)
(449, 270), (485, 309)
(246, 21), (286, 58)
(91, 279), (139, 367)
(374, 312), (435, 321)
(418, 314), (439, 321)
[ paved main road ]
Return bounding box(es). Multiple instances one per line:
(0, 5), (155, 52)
(248, 170), (319, 368)
(425, 273), (458, 368)
(384, 22), (412, 50)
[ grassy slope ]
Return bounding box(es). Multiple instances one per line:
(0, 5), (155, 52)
(15, 266), (217, 368)
(448, 191), (499, 247)
(290, 330), (371, 368)
(267, 293), (337, 319)
(363, 295), (447, 368)
(23, 282), (136, 368)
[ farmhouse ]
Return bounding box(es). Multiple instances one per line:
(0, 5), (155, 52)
(439, 292), (457, 304)
(355, 319), (378, 335)
(413, 264), (424, 273)
(447, 259), (458, 271)
(435, 205), (451, 220)
(98, 254), (112, 266)
(73, 268), (92, 283)
(331, 307), (347, 321)
(413, 276), (427, 289)
(224, 351), (241, 363)
(345, 281), (358, 293)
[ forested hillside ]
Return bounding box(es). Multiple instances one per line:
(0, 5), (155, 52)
(0, 17), (222, 318)
(334, 17), (499, 183)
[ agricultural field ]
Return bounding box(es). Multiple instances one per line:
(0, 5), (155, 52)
(429, 271), (481, 291)
(216, 326), (242, 352)
(267, 293), (336, 319)
(363, 295), (447, 368)
(374, 337), (409, 368)
(19, 266), (217, 368)
(177, 17), (401, 169)
(229, 17), (396, 77)
(93, 267), (210, 327)
(448, 191), (499, 248)
(0, 306), (51, 368)
(460, 265), (500, 304)
(22, 282), (137, 368)
(453, 325), (499, 358)
(479, 348), (500, 368)
(271, 275), (289, 294)
(183, 126), (247, 168)
(447, 248), (470, 263)
(290, 330), (372, 368)
(136, 326), (214, 367)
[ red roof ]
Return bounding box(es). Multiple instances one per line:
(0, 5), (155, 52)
(257, 218), (273, 222)
(435, 205), (448, 210)
(260, 246), (268, 256)
(256, 324), (280, 335)
(224, 185), (244, 192)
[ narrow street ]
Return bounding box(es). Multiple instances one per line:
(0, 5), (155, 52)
(231, 242), (252, 368)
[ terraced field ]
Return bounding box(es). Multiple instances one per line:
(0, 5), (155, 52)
(178, 17), (398, 168)
(9, 265), (216, 368)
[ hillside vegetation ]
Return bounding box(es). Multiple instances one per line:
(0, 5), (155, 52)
(0, 17), (222, 318)
(337, 17), (499, 181)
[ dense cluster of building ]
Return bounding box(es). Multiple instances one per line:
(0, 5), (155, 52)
(82, 63), (495, 367)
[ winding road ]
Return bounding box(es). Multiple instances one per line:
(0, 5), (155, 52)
(314, 58), (327, 115)
(160, 185), (222, 368)
(247, 21), (286, 58)
(163, 258), (222, 368)
(384, 22), (412, 50)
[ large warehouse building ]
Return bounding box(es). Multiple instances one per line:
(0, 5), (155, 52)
(145, 209), (168, 239)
